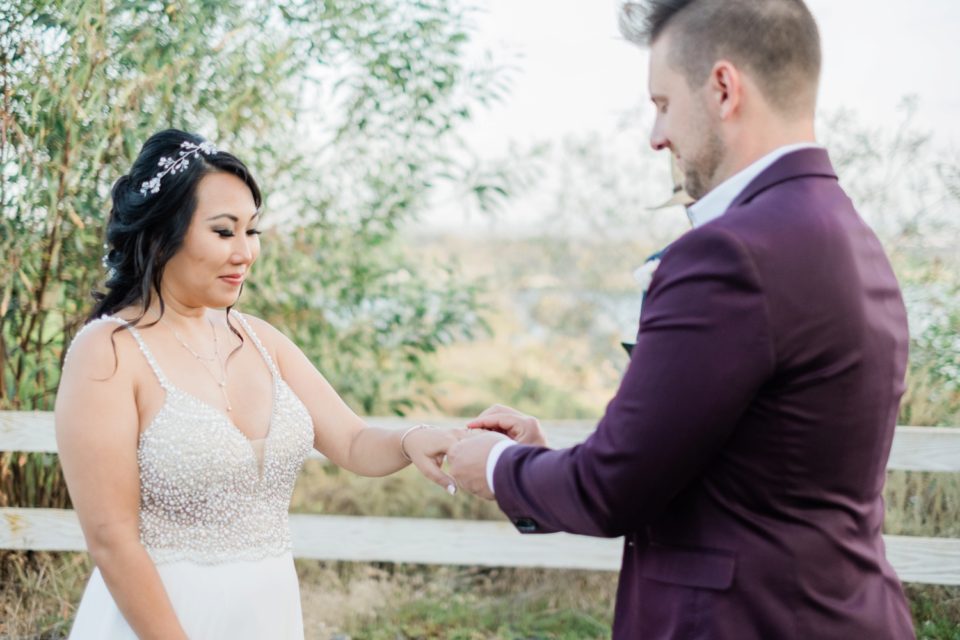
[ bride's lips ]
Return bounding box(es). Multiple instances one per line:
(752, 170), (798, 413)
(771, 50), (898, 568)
(220, 274), (245, 286)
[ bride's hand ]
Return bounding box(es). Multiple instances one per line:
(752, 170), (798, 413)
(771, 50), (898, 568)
(401, 426), (468, 494)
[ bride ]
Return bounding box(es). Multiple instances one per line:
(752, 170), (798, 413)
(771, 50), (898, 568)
(55, 129), (463, 639)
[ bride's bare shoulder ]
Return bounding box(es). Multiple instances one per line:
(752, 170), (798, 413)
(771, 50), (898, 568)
(63, 316), (141, 383)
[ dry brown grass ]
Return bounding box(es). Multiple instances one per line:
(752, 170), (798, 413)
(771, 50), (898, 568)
(899, 365), (960, 427)
(298, 562), (406, 638)
(885, 471), (960, 538)
(428, 294), (616, 420)
(297, 562), (618, 639)
(0, 552), (89, 639)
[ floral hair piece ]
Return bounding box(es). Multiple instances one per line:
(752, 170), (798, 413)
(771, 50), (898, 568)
(139, 140), (218, 196)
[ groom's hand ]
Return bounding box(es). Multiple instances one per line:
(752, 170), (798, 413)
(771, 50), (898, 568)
(446, 431), (509, 501)
(466, 404), (547, 446)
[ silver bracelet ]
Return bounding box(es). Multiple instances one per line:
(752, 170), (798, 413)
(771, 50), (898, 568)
(399, 424), (432, 462)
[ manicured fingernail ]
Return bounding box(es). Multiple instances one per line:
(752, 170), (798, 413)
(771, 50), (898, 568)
(447, 484), (457, 495)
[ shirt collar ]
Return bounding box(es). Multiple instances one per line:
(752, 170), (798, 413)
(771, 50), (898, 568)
(686, 143), (822, 228)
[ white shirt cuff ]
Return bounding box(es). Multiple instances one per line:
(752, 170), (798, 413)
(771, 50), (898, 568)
(485, 439), (517, 496)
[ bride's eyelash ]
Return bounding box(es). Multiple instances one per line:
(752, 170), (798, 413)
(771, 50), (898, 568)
(214, 228), (262, 237)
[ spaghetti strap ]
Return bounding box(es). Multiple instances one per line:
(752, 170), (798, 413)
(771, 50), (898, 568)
(101, 316), (174, 391)
(230, 311), (281, 380)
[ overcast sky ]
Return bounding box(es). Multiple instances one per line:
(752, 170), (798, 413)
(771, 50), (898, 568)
(457, 0), (960, 155)
(415, 0), (960, 232)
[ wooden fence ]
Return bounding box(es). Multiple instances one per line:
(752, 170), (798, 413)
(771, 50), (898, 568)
(2, 412), (959, 585)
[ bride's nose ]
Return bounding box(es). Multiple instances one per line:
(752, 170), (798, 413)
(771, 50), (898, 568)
(230, 237), (255, 264)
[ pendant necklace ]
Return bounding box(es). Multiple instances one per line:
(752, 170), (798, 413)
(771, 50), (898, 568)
(167, 316), (233, 412)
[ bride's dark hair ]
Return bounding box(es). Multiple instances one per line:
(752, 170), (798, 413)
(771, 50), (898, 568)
(89, 128), (261, 327)
(88, 129), (262, 367)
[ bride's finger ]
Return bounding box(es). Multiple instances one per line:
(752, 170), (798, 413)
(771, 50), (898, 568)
(450, 428), (473, 441)
(413, 455), (457, 495)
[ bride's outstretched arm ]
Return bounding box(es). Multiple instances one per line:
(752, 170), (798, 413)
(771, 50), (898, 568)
(55, 322), (189, 640)
(255, 316), (459, 488)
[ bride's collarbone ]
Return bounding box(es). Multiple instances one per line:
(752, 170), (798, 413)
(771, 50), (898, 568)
(132, 340), (275, 439)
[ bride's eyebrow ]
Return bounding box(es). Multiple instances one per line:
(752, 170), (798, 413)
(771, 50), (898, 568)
(205, 212), (260, 223)
(206, 213), (238, 222)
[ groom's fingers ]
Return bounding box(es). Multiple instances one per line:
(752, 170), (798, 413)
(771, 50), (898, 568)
(465, 423), (511, 436)
(467, 414), (547, 447)
(476, 403), (522, 419)
(466, 415), (524, 438)
(466, 414), (515, 429)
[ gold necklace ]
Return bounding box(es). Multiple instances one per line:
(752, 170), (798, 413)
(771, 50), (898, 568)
(167, 316), (233, 412)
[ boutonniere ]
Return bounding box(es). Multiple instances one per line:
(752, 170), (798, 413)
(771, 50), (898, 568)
(633, 258), (661, 295)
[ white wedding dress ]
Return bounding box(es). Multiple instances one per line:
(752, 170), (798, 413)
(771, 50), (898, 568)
(69, 312), (315, 639)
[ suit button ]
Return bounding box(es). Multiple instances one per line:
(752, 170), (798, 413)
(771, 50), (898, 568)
(514, 517), (538, 533)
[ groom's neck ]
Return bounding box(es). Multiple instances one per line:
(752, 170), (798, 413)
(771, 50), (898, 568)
(717, 114), (817, 183)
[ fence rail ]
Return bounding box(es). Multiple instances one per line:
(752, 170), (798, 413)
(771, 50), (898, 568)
(4, 412), (960, 472)
(2, 412), (959, 585)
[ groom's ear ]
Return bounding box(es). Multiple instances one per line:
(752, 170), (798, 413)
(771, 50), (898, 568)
(708, 60), (743, 120)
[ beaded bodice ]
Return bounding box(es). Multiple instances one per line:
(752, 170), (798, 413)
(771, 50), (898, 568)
(85, 312), (314, 565)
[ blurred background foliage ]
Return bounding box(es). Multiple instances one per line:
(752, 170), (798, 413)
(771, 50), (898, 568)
(421, 100), (960, 429)
(0, 0), (519, 419)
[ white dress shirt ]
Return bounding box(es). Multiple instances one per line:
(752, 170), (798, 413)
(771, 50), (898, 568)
(484, 142), (821, 495)
(685, 142), (821, 227)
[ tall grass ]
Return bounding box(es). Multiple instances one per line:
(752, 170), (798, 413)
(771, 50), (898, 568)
(900, 365), (960, 427)
(0, 453), (71, 511)
(0, 552), (88, 639)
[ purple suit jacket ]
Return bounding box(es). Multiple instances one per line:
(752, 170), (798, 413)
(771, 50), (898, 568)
(493, 149), (916, 639)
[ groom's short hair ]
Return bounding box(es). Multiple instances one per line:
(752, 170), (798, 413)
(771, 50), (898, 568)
(620, 0), (821, 116)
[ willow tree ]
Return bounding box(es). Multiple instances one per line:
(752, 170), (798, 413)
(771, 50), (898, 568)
(0, 0), (512, 507)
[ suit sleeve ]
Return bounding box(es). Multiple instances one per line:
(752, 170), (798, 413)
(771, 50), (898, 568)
(492, 225), (775, 536)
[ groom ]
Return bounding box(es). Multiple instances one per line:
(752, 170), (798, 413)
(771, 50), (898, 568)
(446, 0), (916, 638)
